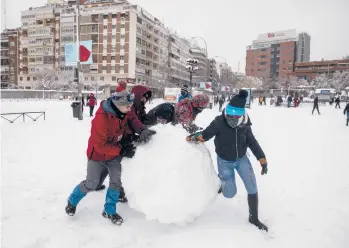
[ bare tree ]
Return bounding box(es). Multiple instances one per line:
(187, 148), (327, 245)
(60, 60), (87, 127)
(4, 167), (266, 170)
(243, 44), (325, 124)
(236, 76), (263, 89)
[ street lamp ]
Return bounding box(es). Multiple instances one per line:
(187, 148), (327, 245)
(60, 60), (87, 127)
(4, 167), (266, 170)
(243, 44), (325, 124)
(186, 58), (198, 87)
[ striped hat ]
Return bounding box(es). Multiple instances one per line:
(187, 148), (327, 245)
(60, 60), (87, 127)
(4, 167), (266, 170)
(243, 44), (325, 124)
(111, 81), (134, 106)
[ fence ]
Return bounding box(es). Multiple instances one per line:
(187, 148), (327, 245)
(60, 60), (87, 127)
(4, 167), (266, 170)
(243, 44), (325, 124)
(1, 111), (46, 123)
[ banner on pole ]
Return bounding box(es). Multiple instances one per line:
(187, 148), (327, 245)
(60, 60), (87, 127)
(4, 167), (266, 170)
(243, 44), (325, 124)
(65, 40), (93, 66)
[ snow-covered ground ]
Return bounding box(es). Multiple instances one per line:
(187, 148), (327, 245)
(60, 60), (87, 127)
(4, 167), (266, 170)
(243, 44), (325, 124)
(1, 99), (349, 248)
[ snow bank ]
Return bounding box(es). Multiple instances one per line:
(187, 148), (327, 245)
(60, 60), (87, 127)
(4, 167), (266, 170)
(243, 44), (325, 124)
(122, 124), (220, 225)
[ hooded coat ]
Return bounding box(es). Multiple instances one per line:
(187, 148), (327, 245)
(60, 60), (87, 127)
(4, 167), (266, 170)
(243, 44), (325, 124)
(128, 85), (152, 133)
(86, 98), (129, 161)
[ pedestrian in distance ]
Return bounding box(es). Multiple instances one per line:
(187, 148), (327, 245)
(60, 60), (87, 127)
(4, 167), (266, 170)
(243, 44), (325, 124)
(87, 93), (97, 117)
(178, 85), (192, 102)
(218, 97), (224, 112)
(335, 96), (341, 109)
(186, 89), (268, 232)
(65, 84), (136, 225)
(312, 96), (321, 115)
(344, 102), (349, 126)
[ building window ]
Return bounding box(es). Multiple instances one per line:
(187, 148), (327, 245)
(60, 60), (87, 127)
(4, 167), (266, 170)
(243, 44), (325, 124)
(103, 36), (107, 40)
(112, 25), (116, 29)
(27, 77), (30, 81)
(120, 45), (124, 50)
(100, 77), (104, 81)
(102, 66), (107, 70)
(20, 77), (23, 81)
(120, 66), (124, 71)
(121, 35), (125, 39)
(104, 25), (108, 29)
(111, 56), (116, 60)
(137, 17), (142, 24)
(112, 35), (116, 40)
(103, 56), (107, 60)
(112, 76), (117, 81)
(121, 24), (125, 28)
(120, 56), (124, 60)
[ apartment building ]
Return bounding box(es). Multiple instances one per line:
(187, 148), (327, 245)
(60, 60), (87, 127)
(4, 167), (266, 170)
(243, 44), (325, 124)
(167, 33), (191, 86)
(18, 2), (64, 88)
(245, 29), (310, 82)
(16, 0), (204, 89)
(190, 47), (208, 86)
(291, 59), (349, 81)
(1, 29), (19, 88)
(208, 58), (219, 88)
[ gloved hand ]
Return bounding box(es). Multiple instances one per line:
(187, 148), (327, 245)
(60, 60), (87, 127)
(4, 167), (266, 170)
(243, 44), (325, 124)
(121, 144), (136, 158)
(139, 129), (156, 143)
(186, 132), (205, 143)
(259, 158), (268, 175)
(185, 124), (202, 134)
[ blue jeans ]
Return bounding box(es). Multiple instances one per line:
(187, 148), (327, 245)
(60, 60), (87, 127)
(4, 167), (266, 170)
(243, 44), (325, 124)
(217, 155), (257, 198)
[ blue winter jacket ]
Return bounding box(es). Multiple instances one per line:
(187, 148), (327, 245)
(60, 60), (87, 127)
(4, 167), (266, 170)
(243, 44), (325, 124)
(178, 94), (192, 103)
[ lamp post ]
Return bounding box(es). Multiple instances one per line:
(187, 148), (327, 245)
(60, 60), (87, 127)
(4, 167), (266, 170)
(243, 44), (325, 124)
(74, 0), (83, 120)
(186, 58), (198, 87)
(191, 37), (208, 84)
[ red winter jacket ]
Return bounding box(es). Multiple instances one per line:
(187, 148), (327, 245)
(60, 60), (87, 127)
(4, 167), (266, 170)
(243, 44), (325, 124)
(86, 98), (129, 161)
(127, 85), (152, 133)
(87, 94), (97, 106)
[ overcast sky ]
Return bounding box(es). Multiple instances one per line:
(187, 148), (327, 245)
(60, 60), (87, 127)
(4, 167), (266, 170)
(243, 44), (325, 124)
(2, 0), (349, 72)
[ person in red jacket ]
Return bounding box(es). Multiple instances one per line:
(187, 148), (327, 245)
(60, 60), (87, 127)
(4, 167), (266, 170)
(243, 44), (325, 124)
(87, 93), (97, 117)
(94, 84), (156, 201)
(65, 83), (135, 225)
(175, 94), (209, 133)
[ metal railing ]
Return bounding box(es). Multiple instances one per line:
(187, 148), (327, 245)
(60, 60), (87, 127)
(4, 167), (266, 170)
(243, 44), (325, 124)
(1, 111), (46, 123)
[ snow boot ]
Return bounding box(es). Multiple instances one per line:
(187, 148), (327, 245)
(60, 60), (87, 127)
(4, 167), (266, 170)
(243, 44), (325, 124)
(118, 187), (128, 203)
(103, 188), (121, 224)
(102, 212), (123, 225)
(66, 185), (87, 216)
(248, 193), (268, 232)
(65, 201), (76, 216)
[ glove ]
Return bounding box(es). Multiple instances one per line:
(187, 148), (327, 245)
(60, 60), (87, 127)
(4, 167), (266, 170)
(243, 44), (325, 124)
(120, 144), (136, 158)
(259, 158), (268, 175)
(186, 132), (205, 143)
(139, 129), (156, 143)
(185, 124), (202, 134)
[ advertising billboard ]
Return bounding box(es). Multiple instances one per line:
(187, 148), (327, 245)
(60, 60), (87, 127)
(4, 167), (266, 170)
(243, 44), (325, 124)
(253, 29), (297, 44)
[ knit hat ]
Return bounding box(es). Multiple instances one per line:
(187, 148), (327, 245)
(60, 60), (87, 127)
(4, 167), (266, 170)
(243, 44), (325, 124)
(225, 90), (248, 117)
(181, 84), (189, 94)
(111, 81), (134, 106)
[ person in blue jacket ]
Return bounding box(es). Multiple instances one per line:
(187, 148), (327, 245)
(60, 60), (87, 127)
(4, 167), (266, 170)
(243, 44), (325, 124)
(178, 85), (192, 102)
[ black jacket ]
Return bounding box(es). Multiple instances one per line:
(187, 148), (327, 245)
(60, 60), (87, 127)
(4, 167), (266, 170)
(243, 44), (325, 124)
(201, 114), (265, 161)
(143, 103), (175, 127)
(313, 97), (319, 107)
(344, 103), (349, 114)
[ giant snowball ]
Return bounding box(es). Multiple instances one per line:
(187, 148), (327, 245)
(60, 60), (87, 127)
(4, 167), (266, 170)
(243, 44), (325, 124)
(121, 124), (220, 225)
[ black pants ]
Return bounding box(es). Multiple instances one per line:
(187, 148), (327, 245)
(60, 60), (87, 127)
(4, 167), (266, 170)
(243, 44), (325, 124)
(312, 105), (320, 114)
(219, 104), (223, 112)
(335, 102), (340, 109)
(89, 106), (95, 116)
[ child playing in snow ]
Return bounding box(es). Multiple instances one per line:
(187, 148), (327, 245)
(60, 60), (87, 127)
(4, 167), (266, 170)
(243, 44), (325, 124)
(65, 83), (136, 225)
(187, 90), (269, 232)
